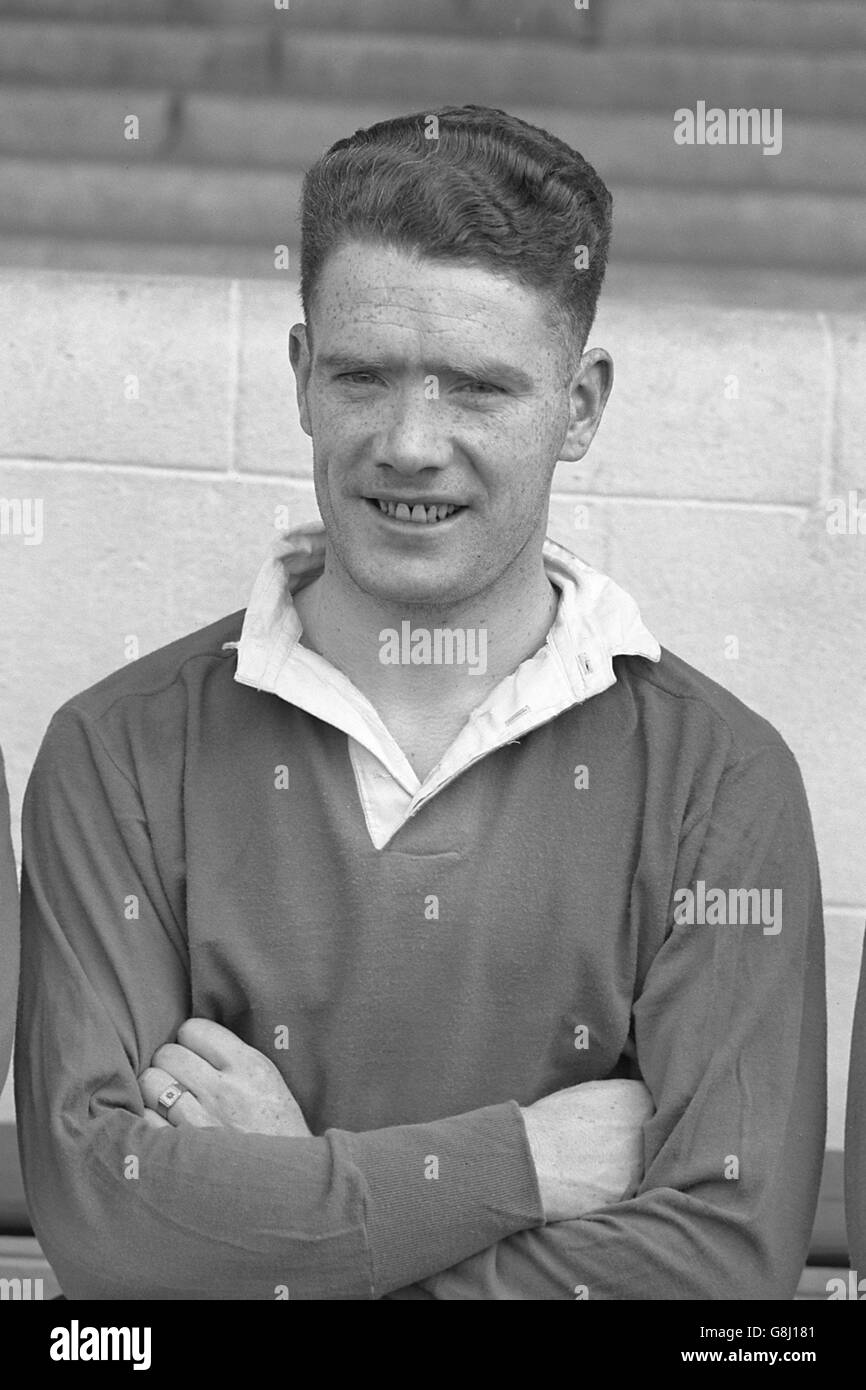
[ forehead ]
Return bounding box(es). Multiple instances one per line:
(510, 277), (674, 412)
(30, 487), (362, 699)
(310, 240), (560, 360)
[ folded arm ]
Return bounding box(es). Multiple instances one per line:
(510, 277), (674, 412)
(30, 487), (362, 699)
(396, 744), (827, 1299)
(18, 708), (650, 1299)
(15, 708), (543, 1300)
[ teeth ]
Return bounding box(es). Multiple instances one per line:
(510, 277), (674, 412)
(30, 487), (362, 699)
(374, 499), (459, 523)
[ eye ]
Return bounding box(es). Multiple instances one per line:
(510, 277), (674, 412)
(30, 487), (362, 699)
(338, 371), (380, 385)
(458, 378), (502, 394)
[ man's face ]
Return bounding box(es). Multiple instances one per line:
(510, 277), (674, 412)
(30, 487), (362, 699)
(290, 240), (606, 609)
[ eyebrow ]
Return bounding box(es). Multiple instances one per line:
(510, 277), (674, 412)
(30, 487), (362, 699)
(316, 351), (535, 393)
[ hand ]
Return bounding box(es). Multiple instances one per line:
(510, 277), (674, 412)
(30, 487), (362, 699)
(520, 1078), (653, 1223)
(138, 1018), (312, 1138)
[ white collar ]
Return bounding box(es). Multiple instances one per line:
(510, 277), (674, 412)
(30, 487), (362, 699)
(225, 525), (661, 844)
(233, 522), (659, 686)
(227, 523), (660, 799)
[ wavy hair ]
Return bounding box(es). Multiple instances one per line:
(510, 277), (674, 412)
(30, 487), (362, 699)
(299, 104), (613, 367)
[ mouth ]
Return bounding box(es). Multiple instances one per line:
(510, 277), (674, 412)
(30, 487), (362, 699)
(364, 497), (466, 526)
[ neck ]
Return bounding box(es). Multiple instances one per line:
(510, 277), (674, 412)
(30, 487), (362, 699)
(294, 545), (559, 712)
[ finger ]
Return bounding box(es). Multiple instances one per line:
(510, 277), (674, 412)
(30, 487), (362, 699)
(151, 1042), (220, 1095)
(138, 1065), (219, 1129)
(176, 1018), (247, 1070)
(142, 1107), (171, 1130)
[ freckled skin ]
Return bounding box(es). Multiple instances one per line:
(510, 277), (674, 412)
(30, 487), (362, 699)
(289, 241), (613, 619)
(286, 241), (614, 772)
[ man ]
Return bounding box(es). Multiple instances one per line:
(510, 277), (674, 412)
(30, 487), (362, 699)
(0, 747), (18, 1091)
(16, 105), (825, 1299)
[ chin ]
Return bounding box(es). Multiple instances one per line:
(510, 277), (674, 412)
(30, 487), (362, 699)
(352, 557), (473, 608)
(362, 572), (466, 608)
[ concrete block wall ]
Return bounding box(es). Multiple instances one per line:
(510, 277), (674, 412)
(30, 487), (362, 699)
(0, 268), (864, 1146)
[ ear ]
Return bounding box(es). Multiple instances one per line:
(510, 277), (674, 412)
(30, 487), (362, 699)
(288, 323), (313, 437)
(558, 347), (613, 464)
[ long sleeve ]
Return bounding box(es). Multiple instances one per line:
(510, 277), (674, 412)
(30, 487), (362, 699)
(14, 706), (542, 1300)
(0, 747), (19, 1091)
(845, 937), (866, 1275)
(399, 743), (827, 1299)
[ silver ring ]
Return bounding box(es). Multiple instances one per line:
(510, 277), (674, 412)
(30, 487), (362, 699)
(156, 1082), (186, 1119)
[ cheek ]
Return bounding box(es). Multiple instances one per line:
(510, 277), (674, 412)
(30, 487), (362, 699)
(310, 424), (358, 483)
(478, 418), (559, 494)
(311, 399), (377, 462)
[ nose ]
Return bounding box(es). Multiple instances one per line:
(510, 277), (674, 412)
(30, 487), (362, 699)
(375, 383), (451, 476)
